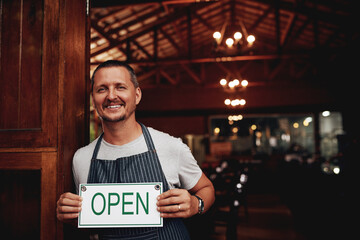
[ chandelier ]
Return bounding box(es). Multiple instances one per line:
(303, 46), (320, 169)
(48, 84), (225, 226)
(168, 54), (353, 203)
(212, 6), (255, 55)
(213, 29), (255, 50)
(220, 78), (248, 107)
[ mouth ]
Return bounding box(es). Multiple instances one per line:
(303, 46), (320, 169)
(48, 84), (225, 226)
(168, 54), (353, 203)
(104, 103), (124, 110)
(106, 104), (122, 109)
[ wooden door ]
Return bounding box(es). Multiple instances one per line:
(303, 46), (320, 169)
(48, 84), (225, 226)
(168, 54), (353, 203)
(0, 0), (89, 239)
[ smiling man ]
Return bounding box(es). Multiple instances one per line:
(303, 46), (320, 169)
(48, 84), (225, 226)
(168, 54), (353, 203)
(92, 63), (140, 123)
(56, 60), (215, 240)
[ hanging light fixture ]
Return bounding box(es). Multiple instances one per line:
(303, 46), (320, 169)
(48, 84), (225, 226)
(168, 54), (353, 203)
(212, 0), (256, 55)
(213, 30), (255, 48)
(220, 77), (249, 107)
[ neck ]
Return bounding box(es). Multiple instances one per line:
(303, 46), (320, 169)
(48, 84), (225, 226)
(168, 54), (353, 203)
(101, 117), (142, 146)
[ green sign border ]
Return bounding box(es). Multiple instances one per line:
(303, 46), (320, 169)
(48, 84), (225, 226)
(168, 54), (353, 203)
(78, 182), (163, 228)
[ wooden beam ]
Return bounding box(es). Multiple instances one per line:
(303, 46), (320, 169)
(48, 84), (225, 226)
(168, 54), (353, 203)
(154, 27), (158, 61)
(132, 39), (153, 59)
(248, 5), (273, 33)
(136, 69), (157, 83)
(192, 11), (215, 32)
(91, 0), (219, 8)
(181, 63), (202, 84)
(275, 0), (281, 54)
(160, 70), (178, 85)
(216, 62), (233, 77)
(106, 7), (164, 36)
(91, 3), (209, 58)
(280, 13), (296, 47)
(159, 28), (181, 53)
(91, 53), (306, 66)
(269, 60), (286, 81)
(91, 19), (126, 56)
(187, 7), (192, 59)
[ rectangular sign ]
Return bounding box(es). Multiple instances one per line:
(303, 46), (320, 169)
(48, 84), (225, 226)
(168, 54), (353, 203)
(78, 183), (163, 228)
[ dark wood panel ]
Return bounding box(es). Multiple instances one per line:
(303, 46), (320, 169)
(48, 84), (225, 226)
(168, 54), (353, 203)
(0, 152), (42, 169)
(0, 0), (58, 148)
(0, 0), (43, 130)
(0, 0), (21, 129)
(0, 170), (41, 239)
(0, 0), (88, 238)
(40, 152), (57, 240)
(19, 0), (43, 128)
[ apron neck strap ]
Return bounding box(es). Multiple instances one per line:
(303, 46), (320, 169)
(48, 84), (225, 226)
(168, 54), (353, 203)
(139, 122), (156, 152)
(92, 132), (104, 160)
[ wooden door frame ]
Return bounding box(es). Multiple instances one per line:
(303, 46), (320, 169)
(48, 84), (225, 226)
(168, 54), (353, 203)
(0, 0), (89, 239)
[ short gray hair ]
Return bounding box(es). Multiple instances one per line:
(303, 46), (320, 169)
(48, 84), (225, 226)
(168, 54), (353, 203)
(91, 60), (138, 92)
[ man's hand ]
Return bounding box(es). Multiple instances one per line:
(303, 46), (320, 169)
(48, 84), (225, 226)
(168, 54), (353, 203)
(156, 189), (198, 218)
(56, 192), (82, 223)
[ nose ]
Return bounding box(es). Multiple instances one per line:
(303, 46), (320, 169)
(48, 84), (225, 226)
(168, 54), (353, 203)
(107, 88), (117, 100)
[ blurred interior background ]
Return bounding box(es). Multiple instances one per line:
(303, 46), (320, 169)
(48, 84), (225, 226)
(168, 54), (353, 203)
(88, 0), (355, 239)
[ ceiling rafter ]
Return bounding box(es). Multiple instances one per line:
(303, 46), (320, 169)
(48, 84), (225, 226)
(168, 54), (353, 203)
(159, 28), (181, 53)
(160, 69), (178, 85)
(105, 7), (164, 36)
(280, 13), (296, 47)
(180, 63), (202, 84)
(90, 0), (357, 89)
(91, 3), (213, 58)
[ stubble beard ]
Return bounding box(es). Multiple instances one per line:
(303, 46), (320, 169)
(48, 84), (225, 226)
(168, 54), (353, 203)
(101, 115), (126, 122)
(95, 104), (136, 123)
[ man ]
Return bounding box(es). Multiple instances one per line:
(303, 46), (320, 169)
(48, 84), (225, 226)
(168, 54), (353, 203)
(56, 60), (215, 239)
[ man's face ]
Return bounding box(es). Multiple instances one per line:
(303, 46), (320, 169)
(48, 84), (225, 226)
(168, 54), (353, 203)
(92, 66), (141, 123)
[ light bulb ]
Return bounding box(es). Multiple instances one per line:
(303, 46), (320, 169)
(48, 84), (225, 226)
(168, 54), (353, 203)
(241, 79), (248, 87)
(234, 32), (242, 40)
(233, 79), (240, 86)
(225, 38), (234, 47)
(213, 31), (221, 40)
(228, 81), (235, 88)
(220, 78), (227, 86)
(247, 35), (255, 45)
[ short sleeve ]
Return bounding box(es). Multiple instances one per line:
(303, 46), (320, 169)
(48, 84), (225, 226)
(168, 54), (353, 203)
(177, 142), (202, 190)
(72, 150), (81, 194)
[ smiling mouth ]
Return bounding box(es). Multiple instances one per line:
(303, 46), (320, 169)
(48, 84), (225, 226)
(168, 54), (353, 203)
(106, 105), (122, 109)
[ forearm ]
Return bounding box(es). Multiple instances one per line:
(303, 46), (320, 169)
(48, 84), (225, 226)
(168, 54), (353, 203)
(191, 183), (215, 214)
(189, 173), (215, 215)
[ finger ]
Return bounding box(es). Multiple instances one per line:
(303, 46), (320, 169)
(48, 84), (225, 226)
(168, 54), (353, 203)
(157, 189), (183, 200)
(57, 212), (80, 221)
(57, 205), (82, 214)
(61, 192), (83, 201)
(157, 196), (182, 207)
(58, 196), (82, 208)
(160, 212), (185, 219)
(157, 204), (181, 213)
(61, 197), (82, 206)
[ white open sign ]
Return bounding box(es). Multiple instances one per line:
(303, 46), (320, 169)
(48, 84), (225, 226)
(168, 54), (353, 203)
(78, 183), (163, 228)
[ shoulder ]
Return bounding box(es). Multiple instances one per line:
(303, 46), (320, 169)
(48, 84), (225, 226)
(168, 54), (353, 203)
(147, 127), (184, 148)
(73, 137), (99, 162)
(147, 127), (193, 162)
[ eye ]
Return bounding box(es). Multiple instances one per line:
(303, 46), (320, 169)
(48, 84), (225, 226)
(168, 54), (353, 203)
(96, 87), (106, 93)
(116, 85), (126, 90)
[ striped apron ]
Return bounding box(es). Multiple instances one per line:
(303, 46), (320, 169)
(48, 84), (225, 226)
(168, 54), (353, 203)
(87, 123), (191, 240)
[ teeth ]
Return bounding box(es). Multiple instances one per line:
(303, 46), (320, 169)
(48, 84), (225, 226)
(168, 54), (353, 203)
(107, 105), (121, 109)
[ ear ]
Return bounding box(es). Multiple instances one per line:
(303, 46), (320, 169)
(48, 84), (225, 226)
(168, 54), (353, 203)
(135, 87), (142, 105)
(91, 92), (95, 107)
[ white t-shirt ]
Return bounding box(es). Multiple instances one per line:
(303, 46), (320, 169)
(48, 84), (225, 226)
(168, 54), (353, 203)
(72, 127), (202, 193)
